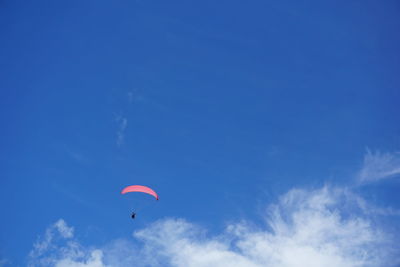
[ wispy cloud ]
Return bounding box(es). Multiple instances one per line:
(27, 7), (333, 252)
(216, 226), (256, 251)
(29, 187), (399, 267)
(357, 149), (400, 184)
(30, 219), (73, 259)
(67, 149), (89, 164)
(127, 89), (145, 104)
(115, 115), (128, 147)
(0, 258), (10, 267)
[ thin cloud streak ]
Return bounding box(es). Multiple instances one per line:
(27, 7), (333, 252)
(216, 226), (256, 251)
(115, 115), (128, 147)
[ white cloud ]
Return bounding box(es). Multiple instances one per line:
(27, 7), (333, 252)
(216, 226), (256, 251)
(29, 187), (399, 267)
(134, 186), (397, 267)
(358, 149), (400, 183)
(28, 219), (108, 267)
(54, 250), (106, 267)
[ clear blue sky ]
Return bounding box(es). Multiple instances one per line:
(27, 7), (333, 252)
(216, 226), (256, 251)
(1, 1), (399, 266)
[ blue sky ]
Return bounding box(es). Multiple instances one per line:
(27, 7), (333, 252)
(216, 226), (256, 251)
(1, 1), (400, 266)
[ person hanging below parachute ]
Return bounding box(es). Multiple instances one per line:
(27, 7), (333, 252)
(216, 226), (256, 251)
(121, 185), (159, 219)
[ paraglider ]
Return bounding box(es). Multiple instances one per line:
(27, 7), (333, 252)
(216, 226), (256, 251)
(121, 185), (159, 200)
(121, 185), (159, 219)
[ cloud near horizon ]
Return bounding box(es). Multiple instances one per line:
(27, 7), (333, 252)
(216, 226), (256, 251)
(28, 186), (399, 267)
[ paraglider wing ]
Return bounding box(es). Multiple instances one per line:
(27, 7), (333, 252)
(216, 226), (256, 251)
(121, 185), (159, 200)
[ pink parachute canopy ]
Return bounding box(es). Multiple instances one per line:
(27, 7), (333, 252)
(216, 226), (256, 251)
(121, 185), (159, 200)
